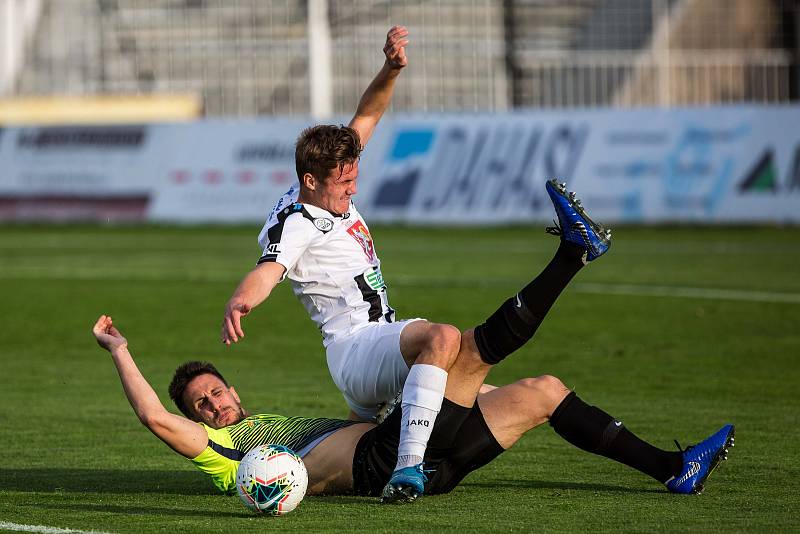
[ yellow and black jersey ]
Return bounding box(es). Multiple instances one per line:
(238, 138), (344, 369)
(191, 413), (358, 493)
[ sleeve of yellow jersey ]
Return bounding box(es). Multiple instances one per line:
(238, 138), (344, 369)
(189, 423), (239, 495)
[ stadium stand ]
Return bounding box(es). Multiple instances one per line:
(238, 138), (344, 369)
(4, 0), (798, 117)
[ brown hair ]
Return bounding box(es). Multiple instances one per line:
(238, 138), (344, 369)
(295, 125), (362, 183)
(168, 361), (228, 418)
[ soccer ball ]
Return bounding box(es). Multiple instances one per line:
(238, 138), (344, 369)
(236, 444), (308, 515)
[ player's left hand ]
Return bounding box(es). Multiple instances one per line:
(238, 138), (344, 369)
(92, 314), (128, 353)
(384, 25), (409, 69)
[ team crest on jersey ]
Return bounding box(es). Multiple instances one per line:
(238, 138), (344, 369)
(314, 217), (334, 232)
(347, 220), (376, 262)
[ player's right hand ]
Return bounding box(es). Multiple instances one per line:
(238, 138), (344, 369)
(92, 315), (128, 352)
(222, 301), (251, 345)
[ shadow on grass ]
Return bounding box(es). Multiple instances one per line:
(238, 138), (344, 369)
(2, 469), (666, 502)
(0, 468), (218, 495)
(309, 495), (387, 506)
(461, 479), (666, 494)
(18, 502), (246, 519)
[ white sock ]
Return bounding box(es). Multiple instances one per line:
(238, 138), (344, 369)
(394, 363), (448, 471)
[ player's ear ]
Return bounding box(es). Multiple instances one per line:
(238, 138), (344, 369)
(229, 386), (241, 404)
(302, 172), (316, 191)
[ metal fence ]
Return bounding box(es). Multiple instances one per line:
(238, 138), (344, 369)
(1, 0), (797, 116)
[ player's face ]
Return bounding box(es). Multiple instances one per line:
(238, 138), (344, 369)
(317, 160), (359, 215)
(183, 374), (246, 429)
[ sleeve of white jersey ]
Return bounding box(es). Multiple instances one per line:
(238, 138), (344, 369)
(256, 212), (314, 279)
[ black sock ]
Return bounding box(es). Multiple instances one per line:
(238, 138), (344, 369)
(474, 241), (586, 364)
(549, 392), (683, 484)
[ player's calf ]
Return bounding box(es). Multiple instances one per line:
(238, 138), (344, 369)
(549, 392), (688, 485)
(473, 241), (586, 365)
(473, 181), (610, 366)
(474, 293), (540, 365)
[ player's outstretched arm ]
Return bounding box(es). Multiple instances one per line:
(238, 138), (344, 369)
(221, 261), (285, 345)
(92, 315), (208, 458)
(348, 25), (409, 148)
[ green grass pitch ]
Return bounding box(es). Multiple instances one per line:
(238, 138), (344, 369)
(0, 224), (798, 532)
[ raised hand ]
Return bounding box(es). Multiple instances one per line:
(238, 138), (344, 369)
(384, 25), (409, 69)
(92, 315), (128, 352)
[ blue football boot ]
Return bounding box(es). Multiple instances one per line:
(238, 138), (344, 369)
(380, 463), (428, 504)
(666, 424), (735, 495)
(545, 179), (611, 262)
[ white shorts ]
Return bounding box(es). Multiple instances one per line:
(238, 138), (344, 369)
(326, 318), (425, 420)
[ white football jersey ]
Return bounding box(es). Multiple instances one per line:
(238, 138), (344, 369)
(257, 185), (395, 346)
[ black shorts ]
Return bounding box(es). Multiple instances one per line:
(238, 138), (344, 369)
(352, 399), (505, 496)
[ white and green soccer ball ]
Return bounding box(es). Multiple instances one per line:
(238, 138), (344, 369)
(236, 444), (308, 515)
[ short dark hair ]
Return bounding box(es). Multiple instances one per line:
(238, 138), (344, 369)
(168, 361), (229, 418)
(295, 125), (362, 183)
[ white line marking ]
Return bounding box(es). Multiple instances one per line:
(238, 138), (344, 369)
(394, 276), (800, 304)
(572, 283), (800, 304)
(2, 236), (799, 256)
(0, 268), (798, 304)
(0, 522), (111, 534)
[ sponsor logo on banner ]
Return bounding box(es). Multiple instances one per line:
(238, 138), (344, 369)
(17, 126), (146, 149)
(790, 145), (800, 191)
(588, 123), (753, 219)
(237, 142), (295, 162)
(738, 150), (777, 192)
(736, 145), (800, 194)
(369, 121), (588, 221)
(661, 125), (748, 215)
(605, 131), (667, 145)
(347, 220), (376, 262)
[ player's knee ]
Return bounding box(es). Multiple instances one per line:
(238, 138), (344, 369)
(518, 375), (570, 414)
(426, 323), (461, 367)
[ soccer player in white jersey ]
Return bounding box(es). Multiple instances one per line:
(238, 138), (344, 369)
(221, 26), (463, 502)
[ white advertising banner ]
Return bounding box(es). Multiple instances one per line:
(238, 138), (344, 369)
(0, 106), (798, 223)
(356, 106), (800, 224)
(0, 124), (171, 194)
(146, 118), (308, 223)
(0, 123), (175, 220)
